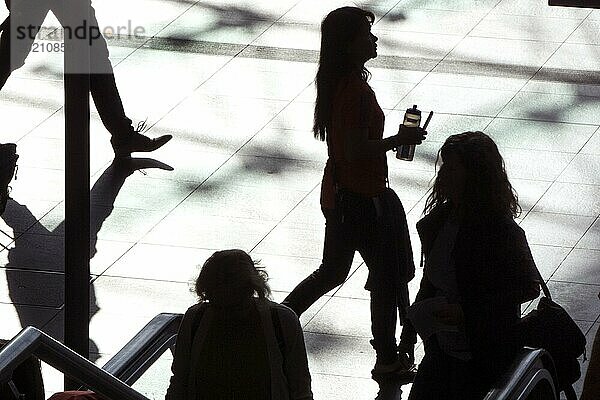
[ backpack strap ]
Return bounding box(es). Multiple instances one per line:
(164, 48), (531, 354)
(187, 303), (212, 399)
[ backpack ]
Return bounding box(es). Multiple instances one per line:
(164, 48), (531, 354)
(518, 283), (586, 400)
(0, 339), (45, 400)
(0, 143), (19, 215)
(190, 303), (286, 357)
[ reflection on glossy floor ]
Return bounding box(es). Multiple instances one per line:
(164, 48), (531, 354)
(1, 0), (599, 398)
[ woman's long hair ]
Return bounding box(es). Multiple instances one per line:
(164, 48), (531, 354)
(195, 249), (271, 305)
(313, 7), (374, 141)
(424, 131), (521, 218)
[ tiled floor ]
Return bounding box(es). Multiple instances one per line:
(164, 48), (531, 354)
(1, 0), (599, 399)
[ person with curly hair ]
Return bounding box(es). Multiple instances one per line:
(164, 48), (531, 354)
(405, 131), (541, 399)
(166, 249), (313, 400)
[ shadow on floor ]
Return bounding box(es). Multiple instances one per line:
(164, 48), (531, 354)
(0, 157), (173, 361)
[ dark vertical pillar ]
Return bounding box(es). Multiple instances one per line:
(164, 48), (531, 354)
(63, 0), (91, 390)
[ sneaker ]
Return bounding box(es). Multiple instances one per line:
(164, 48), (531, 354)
(110, 121), (172, 158)
(372, 352), (417, 384)
(0, 143), (18, 215)
(372, 360), (417, 386)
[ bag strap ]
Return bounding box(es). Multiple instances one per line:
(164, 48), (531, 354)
(531, 263), (552, 300)
(187, 303), (211, 399)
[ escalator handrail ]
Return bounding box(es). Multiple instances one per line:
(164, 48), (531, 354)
(0, 317), (562, 400)
(484, 347), (558, 400)
(101, 313), (182, 385)
(0, 326), (149, 400)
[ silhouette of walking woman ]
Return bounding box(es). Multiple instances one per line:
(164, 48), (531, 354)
(282, 6), (426, 379)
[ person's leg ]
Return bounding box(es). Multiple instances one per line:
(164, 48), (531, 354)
(0, 16), (11, 89)
(361, 214), (403, 368)
(283, 208), (355, 316)
(369, 286), (398, 366)
(0, 0), (51, 89)
(364, 191), (418, 372)
(51, 0), (171, 157)
(0, 143), (18, 216)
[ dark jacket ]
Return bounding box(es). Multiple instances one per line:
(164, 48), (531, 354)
(412, 204), (540, 382)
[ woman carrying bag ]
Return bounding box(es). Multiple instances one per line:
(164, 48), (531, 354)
(405, 131), (541, 400)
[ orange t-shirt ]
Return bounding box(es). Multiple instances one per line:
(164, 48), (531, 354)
(321, 73), (388, 209)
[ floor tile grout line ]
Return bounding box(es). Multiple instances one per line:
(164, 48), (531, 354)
(160, 0), (306, 120)
(483, 114), (600, 127)
(87, 77), (317, 281)
(13, 108), (64, 148)
(483, 7), (593, 134)
(523, 209), (600, 218)
(508, 37), (592, 227)
(486, 10), (591, 21)
(91, 10), (322, 272)
(487, 145), (597, 156)
(575, 125), (600, 154)
(95, 75), (316, 281)
(249, 181), (320, 255)
(110, 0), (205, 69)
(546, 279), (600, 289)
(375, 0), (412, 26)
(534, 213), (599, 285)
(90, 155), (232, 281)
(132, 5), (298, 135)
(561, 7), (595, 44)
(371, 1), (509, 220)
(246, 0), (311, 47)
(569, 214), (600, 254)
(246, 178), (366, 328)
(1, 200), (63, 248)
(518, 146), (584, 223)
(388, 0), (505, 113)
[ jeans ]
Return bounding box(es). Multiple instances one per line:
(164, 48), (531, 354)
(0, 0), (133, 139)
(284, 189), (413, 364)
